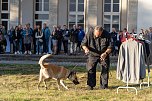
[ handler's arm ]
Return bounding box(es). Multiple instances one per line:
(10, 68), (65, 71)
(100, 35), (113, 60)
(81, 34), (89, 54)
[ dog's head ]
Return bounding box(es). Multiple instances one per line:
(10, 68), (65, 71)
(67, 71), (79, 85)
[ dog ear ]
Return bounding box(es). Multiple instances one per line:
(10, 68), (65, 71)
(71, 70), (77, 74)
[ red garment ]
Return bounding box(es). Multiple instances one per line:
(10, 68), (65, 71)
(120, 32), (131, 42)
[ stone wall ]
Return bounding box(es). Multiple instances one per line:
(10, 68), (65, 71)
(127, 0), (138, 32)
(58, 0), (68, 26)
(10, 0), (19, 27)
(0, 0), (1, 24)
(120, 0), (128, 30)
(85, 0), (98, 32)
(49, 0), (58, 29)
(20, 0), (34, 27)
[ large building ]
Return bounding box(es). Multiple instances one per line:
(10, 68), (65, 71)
(0, 0), (152, 33)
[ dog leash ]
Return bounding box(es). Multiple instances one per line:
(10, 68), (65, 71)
(72, 54), (87, 70)
(72, 53), (112, 77)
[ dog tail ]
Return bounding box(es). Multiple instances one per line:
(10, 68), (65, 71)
(38, 54), (52, 65)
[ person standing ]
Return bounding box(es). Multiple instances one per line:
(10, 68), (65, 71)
(0, 31), (4, 54)
(12, 26), (22, 54)
(81, 26), (113, 90)
(56, 26), (63, 54)
(69, 25), (79, 55)
(52, 25), (58, 55)
(111, 28), (117, 56)
(42, 23), (51, 54)
(35, 25), (43, 55)
(18, 24), (23, 54)
(32, 25), (38, 54)
(77, 26), (85, 53)
(23, 24), (33, 55)
(62, 25), (69, 55)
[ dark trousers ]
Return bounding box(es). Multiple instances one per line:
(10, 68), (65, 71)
(33, 39), (36, 54)
(43, 39), (49, 53)
(24, 43), (31, 51)
(87, 56), (109, 88)
(57, 39), (62, 54)
(0, 44), (2, 53)
(63, 40), (68, 53)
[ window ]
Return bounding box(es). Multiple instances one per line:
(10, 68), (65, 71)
(35, 0), (49, 27)
(1, 13), (9, 19)
(69, 0), (84, 29)
(35, 14), (49, 20)
(35, 0), (49, 11)
(2, 0), (9, 11)
(1, 0), (10, 30)
(103, 0), (120, 32)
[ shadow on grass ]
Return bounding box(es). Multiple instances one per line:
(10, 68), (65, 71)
(0, 64), (116, 75)
(0, 64), (88, 75)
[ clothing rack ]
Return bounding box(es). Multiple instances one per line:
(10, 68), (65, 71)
(116, 38), (151, 95)
(140, 56), (151, 89)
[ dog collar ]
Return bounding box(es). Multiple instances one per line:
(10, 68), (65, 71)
(67, 71), (72, 78)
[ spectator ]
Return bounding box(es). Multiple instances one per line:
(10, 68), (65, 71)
(149, 27), (152, 40)
(52, 25), (58, 55)
(88, 26), (94, 33)
(130, 29), (137, 38)
(23, 23), (33, 55)
(32, 25), (38, 54)
(35, 25), (43, 55)
(120, 28), (130, 42)
(56, 26), (63, 54)
(62, 25), (69, 55)
(77, 26), (85, 53)
(12, 26), (21, 54)
(8, 26), (15, 53)
(0, 25), (6, 35)
(42, 23), (51, 54)
(0, 31), (4, 53)
(116, 30), (123, 52)
(18, 24), (24, 54)
(69, 25), (79, 55)
(111, 28), (117, 56)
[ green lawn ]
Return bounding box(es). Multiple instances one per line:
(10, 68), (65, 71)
(0, 64), (152, 101)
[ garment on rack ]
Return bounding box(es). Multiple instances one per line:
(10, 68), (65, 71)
(117, 39), (146, 84)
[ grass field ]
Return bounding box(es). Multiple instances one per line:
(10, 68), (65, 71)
(0, 64), (152, 101)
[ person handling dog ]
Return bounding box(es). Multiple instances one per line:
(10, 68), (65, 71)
(81, 26), (113, 90)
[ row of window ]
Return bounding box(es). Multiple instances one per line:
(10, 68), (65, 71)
(1, 0), (120, 32)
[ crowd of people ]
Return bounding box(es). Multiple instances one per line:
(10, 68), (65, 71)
(110, 27), (152, 56)
(1, 22), (152, 56)
(0, 23), (85, 55)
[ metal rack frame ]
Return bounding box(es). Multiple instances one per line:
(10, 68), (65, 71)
(117, 39), (150, 95)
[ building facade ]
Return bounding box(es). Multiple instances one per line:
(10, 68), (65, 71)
(0, 0), (151, 33)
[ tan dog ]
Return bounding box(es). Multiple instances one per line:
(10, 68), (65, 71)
(37, 54), (79, 90)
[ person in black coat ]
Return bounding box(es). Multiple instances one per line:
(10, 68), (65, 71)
(81, 26), (113, 90)
(69, 25), (79, 55)
(12, 26), (22, 54)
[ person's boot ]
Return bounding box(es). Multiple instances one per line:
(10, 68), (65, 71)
(87, 86), (93, 90)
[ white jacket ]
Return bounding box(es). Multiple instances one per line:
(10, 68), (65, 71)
(117, 39), (146, 84)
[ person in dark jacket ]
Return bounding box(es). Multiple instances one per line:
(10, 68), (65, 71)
(77, 26), (85, 53)
(69, 25), (79, 55)
(0, 31), (4, 53)
(81, 26), (113, 90)
(18, 24), (23, 54)
(12, 26), (22, 54)
(33, 25), (38, 54)
(111, 28), (117, 56)
(56, 25), (63, 54)
(62, 25), (69, 55)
